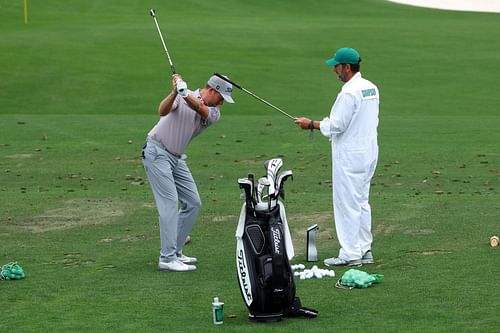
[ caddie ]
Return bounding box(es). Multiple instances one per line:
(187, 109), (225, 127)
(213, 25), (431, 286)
(294, 47), (380, 267)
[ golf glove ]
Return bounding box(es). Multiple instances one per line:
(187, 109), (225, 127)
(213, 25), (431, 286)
(176, 80), (188, 97)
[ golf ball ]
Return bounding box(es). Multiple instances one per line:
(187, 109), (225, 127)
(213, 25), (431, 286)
(490, 236), (499, 247)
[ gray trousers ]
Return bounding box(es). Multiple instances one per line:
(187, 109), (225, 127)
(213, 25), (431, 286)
(142, 138), (201, 262)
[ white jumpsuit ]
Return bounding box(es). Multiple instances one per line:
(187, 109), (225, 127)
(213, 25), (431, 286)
(319, 72), (379, 261)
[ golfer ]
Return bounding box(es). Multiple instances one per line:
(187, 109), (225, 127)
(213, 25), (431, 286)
(142, 73), (234, 272)
(294, 47), (379, 267)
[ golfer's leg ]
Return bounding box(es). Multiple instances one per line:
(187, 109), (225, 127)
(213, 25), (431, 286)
(174, 159), (201, 254)
(143, 148), (179, 262)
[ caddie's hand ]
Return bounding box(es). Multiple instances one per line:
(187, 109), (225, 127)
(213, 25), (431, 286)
(294, 117), (312, 130)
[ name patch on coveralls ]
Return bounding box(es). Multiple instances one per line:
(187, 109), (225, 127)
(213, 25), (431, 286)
(361, 88), (377, 99)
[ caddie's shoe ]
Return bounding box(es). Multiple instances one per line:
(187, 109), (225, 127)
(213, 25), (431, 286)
(159, 259), (196, 272)
(177, 254), (198, 264)
(324, 257), (362, 267)
(361, 250), (374, 264)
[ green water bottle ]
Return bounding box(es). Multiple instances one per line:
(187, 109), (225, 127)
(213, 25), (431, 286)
(212, 297), (224, 325)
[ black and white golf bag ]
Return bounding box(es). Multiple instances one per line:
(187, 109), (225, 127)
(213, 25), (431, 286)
(235, 158), (318, 322)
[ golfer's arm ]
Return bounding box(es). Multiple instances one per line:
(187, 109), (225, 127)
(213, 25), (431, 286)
(183, 95), (209, 119)
(158, 91), (177, 116)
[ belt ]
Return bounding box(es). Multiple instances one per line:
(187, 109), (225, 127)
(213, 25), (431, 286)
(146, 137), (182, 159)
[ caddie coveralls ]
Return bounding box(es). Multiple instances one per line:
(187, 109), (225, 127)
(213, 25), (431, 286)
(319, 72), (379, 261)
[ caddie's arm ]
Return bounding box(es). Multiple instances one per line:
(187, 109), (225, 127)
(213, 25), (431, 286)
(294, 117), (319, 130)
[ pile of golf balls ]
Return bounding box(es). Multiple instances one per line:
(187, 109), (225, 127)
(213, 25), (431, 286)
(291, 264), (335, 280)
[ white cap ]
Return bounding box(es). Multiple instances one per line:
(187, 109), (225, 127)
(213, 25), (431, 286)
(207, 75), (234, 104)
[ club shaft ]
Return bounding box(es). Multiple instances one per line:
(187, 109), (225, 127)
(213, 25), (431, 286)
(241, 87), (295, 120)
(150, 9), (176, 74)
(213, 73), (295, 120)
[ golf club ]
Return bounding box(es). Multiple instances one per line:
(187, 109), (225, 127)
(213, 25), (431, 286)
(276, 170), (293, 200)
(149, 9), (187, 95)
(264, 158), (283, 199)
(257, 177), (270, 203)
(213, 73), (295, 120)
(149, 9), (176, 74)
(247, 173), (256, 203)
(238, 178), (255, 211)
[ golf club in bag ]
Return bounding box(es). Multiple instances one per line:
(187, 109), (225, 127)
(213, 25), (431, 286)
(236, 158), (318, 322)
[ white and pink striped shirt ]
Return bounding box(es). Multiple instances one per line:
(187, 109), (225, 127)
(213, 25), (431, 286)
(148, 89), (220, 156)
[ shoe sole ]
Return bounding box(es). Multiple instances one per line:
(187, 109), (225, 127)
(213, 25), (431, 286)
(361, 259), (374, 264)
(158, 267), (197, 272)
(347, 262), (363, 267)
(178, 259), (198, 264)
(324, 261), (362, 267)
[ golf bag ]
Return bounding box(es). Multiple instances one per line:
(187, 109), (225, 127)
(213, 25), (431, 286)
(235, 159), (318, 322)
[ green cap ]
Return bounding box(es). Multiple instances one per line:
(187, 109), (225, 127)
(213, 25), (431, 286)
(325, 47), (360, 67)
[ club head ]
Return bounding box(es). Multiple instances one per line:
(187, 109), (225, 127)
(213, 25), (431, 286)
(264, 158), (283, 198)
(238, 178), (253, 190)
(248, 173), (255, 184)
(257, 177), (270, 186)
(248, 173), (256, 201)
(276, 170), (293, 199)
(238, 178), (255, 208)
(149, 9), (156, 17)
(256, 177), (270, 203)
(256, 183), (264, 203)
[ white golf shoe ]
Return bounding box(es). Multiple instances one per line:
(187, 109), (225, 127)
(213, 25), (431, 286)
(361, 250), (374, 264)
(177, 254), (198, 264)
(324, 257), (362, 267)
(158, 259), (196, 272)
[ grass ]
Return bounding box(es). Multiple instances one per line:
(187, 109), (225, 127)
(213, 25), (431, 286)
(1, 0), (500, 332)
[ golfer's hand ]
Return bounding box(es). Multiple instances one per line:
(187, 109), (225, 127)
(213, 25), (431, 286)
(294, 117), (312, 129)
(171, 74), (183, 93)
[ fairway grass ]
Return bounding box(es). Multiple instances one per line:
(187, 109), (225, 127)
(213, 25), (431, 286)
(2, 0), (500, 332)
(2, 114), (499, 332)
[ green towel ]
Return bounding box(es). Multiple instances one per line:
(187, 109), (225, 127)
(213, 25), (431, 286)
(337, 268), (383, 289)
(1, 262), (26, 281)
